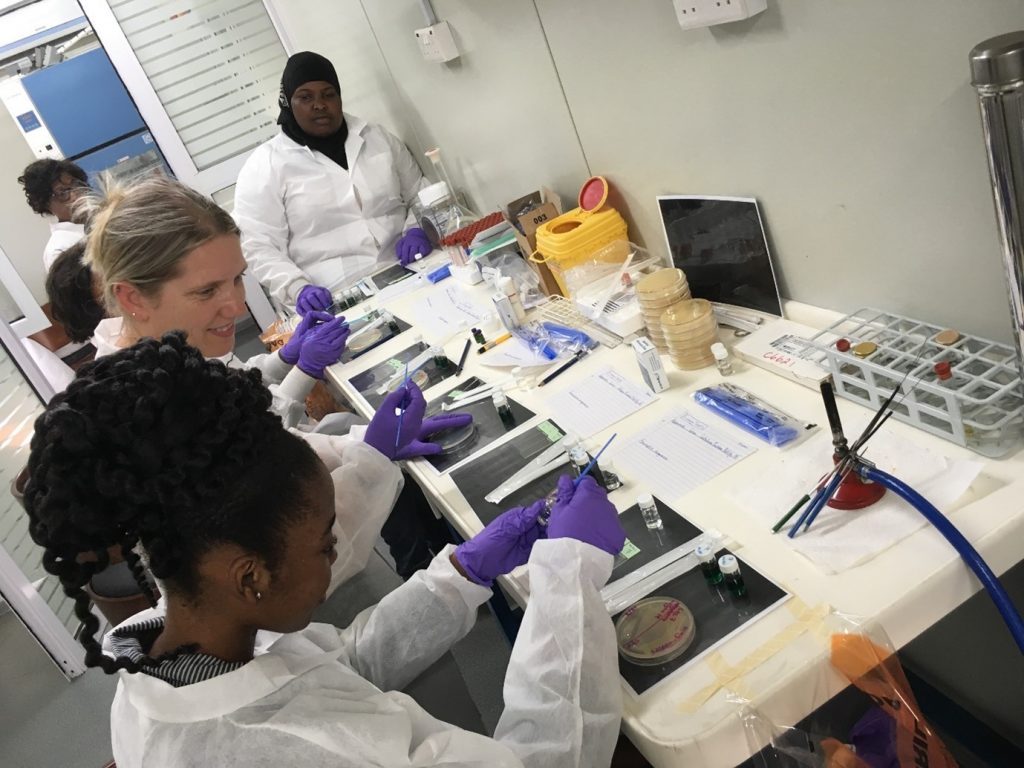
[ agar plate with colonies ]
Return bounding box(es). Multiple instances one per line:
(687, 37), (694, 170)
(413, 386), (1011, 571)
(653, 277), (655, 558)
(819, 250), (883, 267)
(615, 597), (696, 666)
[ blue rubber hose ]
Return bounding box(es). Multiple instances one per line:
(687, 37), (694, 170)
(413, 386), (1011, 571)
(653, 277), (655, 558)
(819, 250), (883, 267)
(859, 464), (1024, 655)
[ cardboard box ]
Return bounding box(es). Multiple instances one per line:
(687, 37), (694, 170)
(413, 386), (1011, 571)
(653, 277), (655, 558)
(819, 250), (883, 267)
(734, 318), (831, 389)
(504, 187), (564, 296)
(631, 336), (670, 393)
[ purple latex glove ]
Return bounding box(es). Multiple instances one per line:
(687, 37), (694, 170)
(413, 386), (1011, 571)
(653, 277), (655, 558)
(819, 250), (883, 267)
(363, 382), (425, 460)
(395, 227), (431, 266)
(278, 310), (335, 366)
(296, 284), (332, 315)
(454, 501), (546, 586)
(410, 412), (474, 456)
(546, 475), (626, 555)
(296, 317), (350, 379)
(848, 707), (899, 768)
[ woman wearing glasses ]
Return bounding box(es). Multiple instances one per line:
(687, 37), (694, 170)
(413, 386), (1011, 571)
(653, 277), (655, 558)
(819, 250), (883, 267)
(18, 158), (90, 270)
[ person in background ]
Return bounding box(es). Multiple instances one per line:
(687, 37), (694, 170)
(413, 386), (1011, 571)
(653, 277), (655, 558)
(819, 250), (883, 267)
(18, 158), (89, 270)
(25, 333), (626, 768)
(81, 174), (462, 581)
(45, 241), (105, 347)
(234, 51), (432, 313)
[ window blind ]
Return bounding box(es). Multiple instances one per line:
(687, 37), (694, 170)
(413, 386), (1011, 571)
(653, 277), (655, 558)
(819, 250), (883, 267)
(108, 0), (286, 171)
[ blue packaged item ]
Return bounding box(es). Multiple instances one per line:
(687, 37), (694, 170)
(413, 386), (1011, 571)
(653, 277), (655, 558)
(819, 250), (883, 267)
(541, 321), (596, 350)
(693, 383), (812, 447)
(427, 264), (451, 283)
(512, 326), (559, 360)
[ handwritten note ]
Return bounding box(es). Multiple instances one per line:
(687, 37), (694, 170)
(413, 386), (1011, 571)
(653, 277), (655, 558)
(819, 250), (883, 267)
(614, 411), (756, 502)
(412, 285), (492, 340)
(546, 367), (656, 438)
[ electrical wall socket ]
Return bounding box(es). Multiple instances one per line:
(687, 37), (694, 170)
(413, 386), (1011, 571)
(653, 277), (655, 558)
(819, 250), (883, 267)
(672, 0), (767, 31)
(414, 20), (460, 63)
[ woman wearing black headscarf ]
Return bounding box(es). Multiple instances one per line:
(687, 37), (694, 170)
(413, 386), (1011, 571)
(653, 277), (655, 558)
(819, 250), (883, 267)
(234, 52), (429, 311)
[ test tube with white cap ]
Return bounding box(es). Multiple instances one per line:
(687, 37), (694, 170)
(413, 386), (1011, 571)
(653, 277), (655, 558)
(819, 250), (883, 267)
(717, 554), (746, 597)
(637, 493), (662, 530)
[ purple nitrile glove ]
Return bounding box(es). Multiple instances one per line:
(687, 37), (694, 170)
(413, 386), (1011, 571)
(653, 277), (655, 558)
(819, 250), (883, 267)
(407, 412), (474, 457)
(296, 284), (333, 315)
(363, 381), (427, 460)
(296, 317), (350, 379)
(395, 227), (431, 266)
(546, 475), (626, 556)
(278, 310), (335, 365)
(454, 500), (546, 586)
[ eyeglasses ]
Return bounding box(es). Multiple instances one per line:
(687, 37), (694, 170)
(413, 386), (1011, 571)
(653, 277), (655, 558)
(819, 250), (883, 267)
(50, 184), (85, 203)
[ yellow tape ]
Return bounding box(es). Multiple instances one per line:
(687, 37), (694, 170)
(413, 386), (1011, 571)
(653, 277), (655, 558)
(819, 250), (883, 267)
(677, 598), (830, 714)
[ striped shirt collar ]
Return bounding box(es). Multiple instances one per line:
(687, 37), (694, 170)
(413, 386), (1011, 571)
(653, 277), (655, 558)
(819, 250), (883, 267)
(108, 616), (246, 688)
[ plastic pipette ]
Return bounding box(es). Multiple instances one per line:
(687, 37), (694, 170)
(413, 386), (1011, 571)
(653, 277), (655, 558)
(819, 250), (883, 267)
(394, 362), (409, 454)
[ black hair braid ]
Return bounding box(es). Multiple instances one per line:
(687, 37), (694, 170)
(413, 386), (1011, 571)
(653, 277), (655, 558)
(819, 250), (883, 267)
(24, 332), (321, 675)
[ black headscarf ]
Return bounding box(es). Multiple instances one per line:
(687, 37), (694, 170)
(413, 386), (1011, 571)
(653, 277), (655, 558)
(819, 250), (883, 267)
(277, 51), (349, 169)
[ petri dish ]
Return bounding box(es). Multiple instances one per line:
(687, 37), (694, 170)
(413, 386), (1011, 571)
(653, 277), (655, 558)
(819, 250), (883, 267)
(661, 299), (713, 329)
(348, 326), (384, 354)
(615, 596), (696, 666)
(431, 422), (478, 455)
(637, 268), (687, 296)
(387, 368), (430, 392)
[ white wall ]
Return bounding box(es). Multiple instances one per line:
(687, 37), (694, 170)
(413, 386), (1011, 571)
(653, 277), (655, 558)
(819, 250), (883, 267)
(0, 110), (51, 305)
(273, 0), (1024, 342)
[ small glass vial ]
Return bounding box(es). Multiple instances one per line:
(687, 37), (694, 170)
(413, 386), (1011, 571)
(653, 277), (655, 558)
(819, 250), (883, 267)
(711, 343), (733, 376)
(492, 390), (515, 427)
(695, 542), (723, 585)
(472, 328), (486, 345)
(498, 276), (527, 324)
(601, 459), (622, 491)
(568, 445), (589, 477)
(430, 345), (450, 371)
(381, 311), (399, 333)
(637, 493), (663, 531)
(718, 554), (746, 597)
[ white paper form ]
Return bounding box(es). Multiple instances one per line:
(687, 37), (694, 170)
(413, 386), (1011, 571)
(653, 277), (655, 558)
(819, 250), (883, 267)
(411, 284), (492, 340)
(546, 367), (657, 439)
(614, 411), (756, 502)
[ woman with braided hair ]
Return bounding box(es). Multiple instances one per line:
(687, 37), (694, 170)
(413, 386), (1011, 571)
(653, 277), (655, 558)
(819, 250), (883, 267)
(26, 332), (627, 768)
(81, 173), (468, 580)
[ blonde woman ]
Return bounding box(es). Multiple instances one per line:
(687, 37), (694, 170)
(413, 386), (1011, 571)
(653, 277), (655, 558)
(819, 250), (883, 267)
(80, 175), (470, 583)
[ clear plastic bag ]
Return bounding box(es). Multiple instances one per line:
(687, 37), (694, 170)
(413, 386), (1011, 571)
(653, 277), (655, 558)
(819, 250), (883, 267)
(694, 383), (817, 448)
(736, 614), (959, 768)
(478, 250), (545, 308)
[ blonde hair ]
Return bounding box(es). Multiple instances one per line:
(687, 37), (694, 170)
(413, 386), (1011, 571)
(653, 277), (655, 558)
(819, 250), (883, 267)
(79, 174), (239, 313)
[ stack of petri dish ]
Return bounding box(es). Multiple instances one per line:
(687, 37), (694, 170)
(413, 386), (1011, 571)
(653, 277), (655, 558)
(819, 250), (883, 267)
(636, 268), (691, 351)
(661, 299), (719, 370)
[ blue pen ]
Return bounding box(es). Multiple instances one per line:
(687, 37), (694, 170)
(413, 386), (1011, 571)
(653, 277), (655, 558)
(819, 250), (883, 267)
(394, 361), (410, 453)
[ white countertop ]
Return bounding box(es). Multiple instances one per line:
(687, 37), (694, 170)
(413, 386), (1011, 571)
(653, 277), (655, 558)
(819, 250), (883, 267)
(325, 268), (1024, 767)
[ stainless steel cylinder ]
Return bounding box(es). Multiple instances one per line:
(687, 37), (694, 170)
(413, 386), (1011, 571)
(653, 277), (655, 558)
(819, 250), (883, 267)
(971, 32), (1024, 387)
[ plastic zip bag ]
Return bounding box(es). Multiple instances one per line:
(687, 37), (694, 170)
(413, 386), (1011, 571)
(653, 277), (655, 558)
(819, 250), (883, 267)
(693, 383), (817, 448)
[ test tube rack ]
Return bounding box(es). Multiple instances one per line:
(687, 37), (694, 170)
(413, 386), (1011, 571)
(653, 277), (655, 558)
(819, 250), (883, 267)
(800, 308), (1024, 457)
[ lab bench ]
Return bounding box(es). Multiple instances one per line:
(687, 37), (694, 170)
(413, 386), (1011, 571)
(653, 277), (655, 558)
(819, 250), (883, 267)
(324, 263), (1024, 768)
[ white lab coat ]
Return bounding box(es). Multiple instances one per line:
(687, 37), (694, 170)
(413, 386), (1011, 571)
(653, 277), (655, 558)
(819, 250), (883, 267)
(108, 539), (621, 768)
(91, 316), (400, 592)
(233, 114), (428, 306)
(92, 317), (313, 429)
(42, 221), (85, 271)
